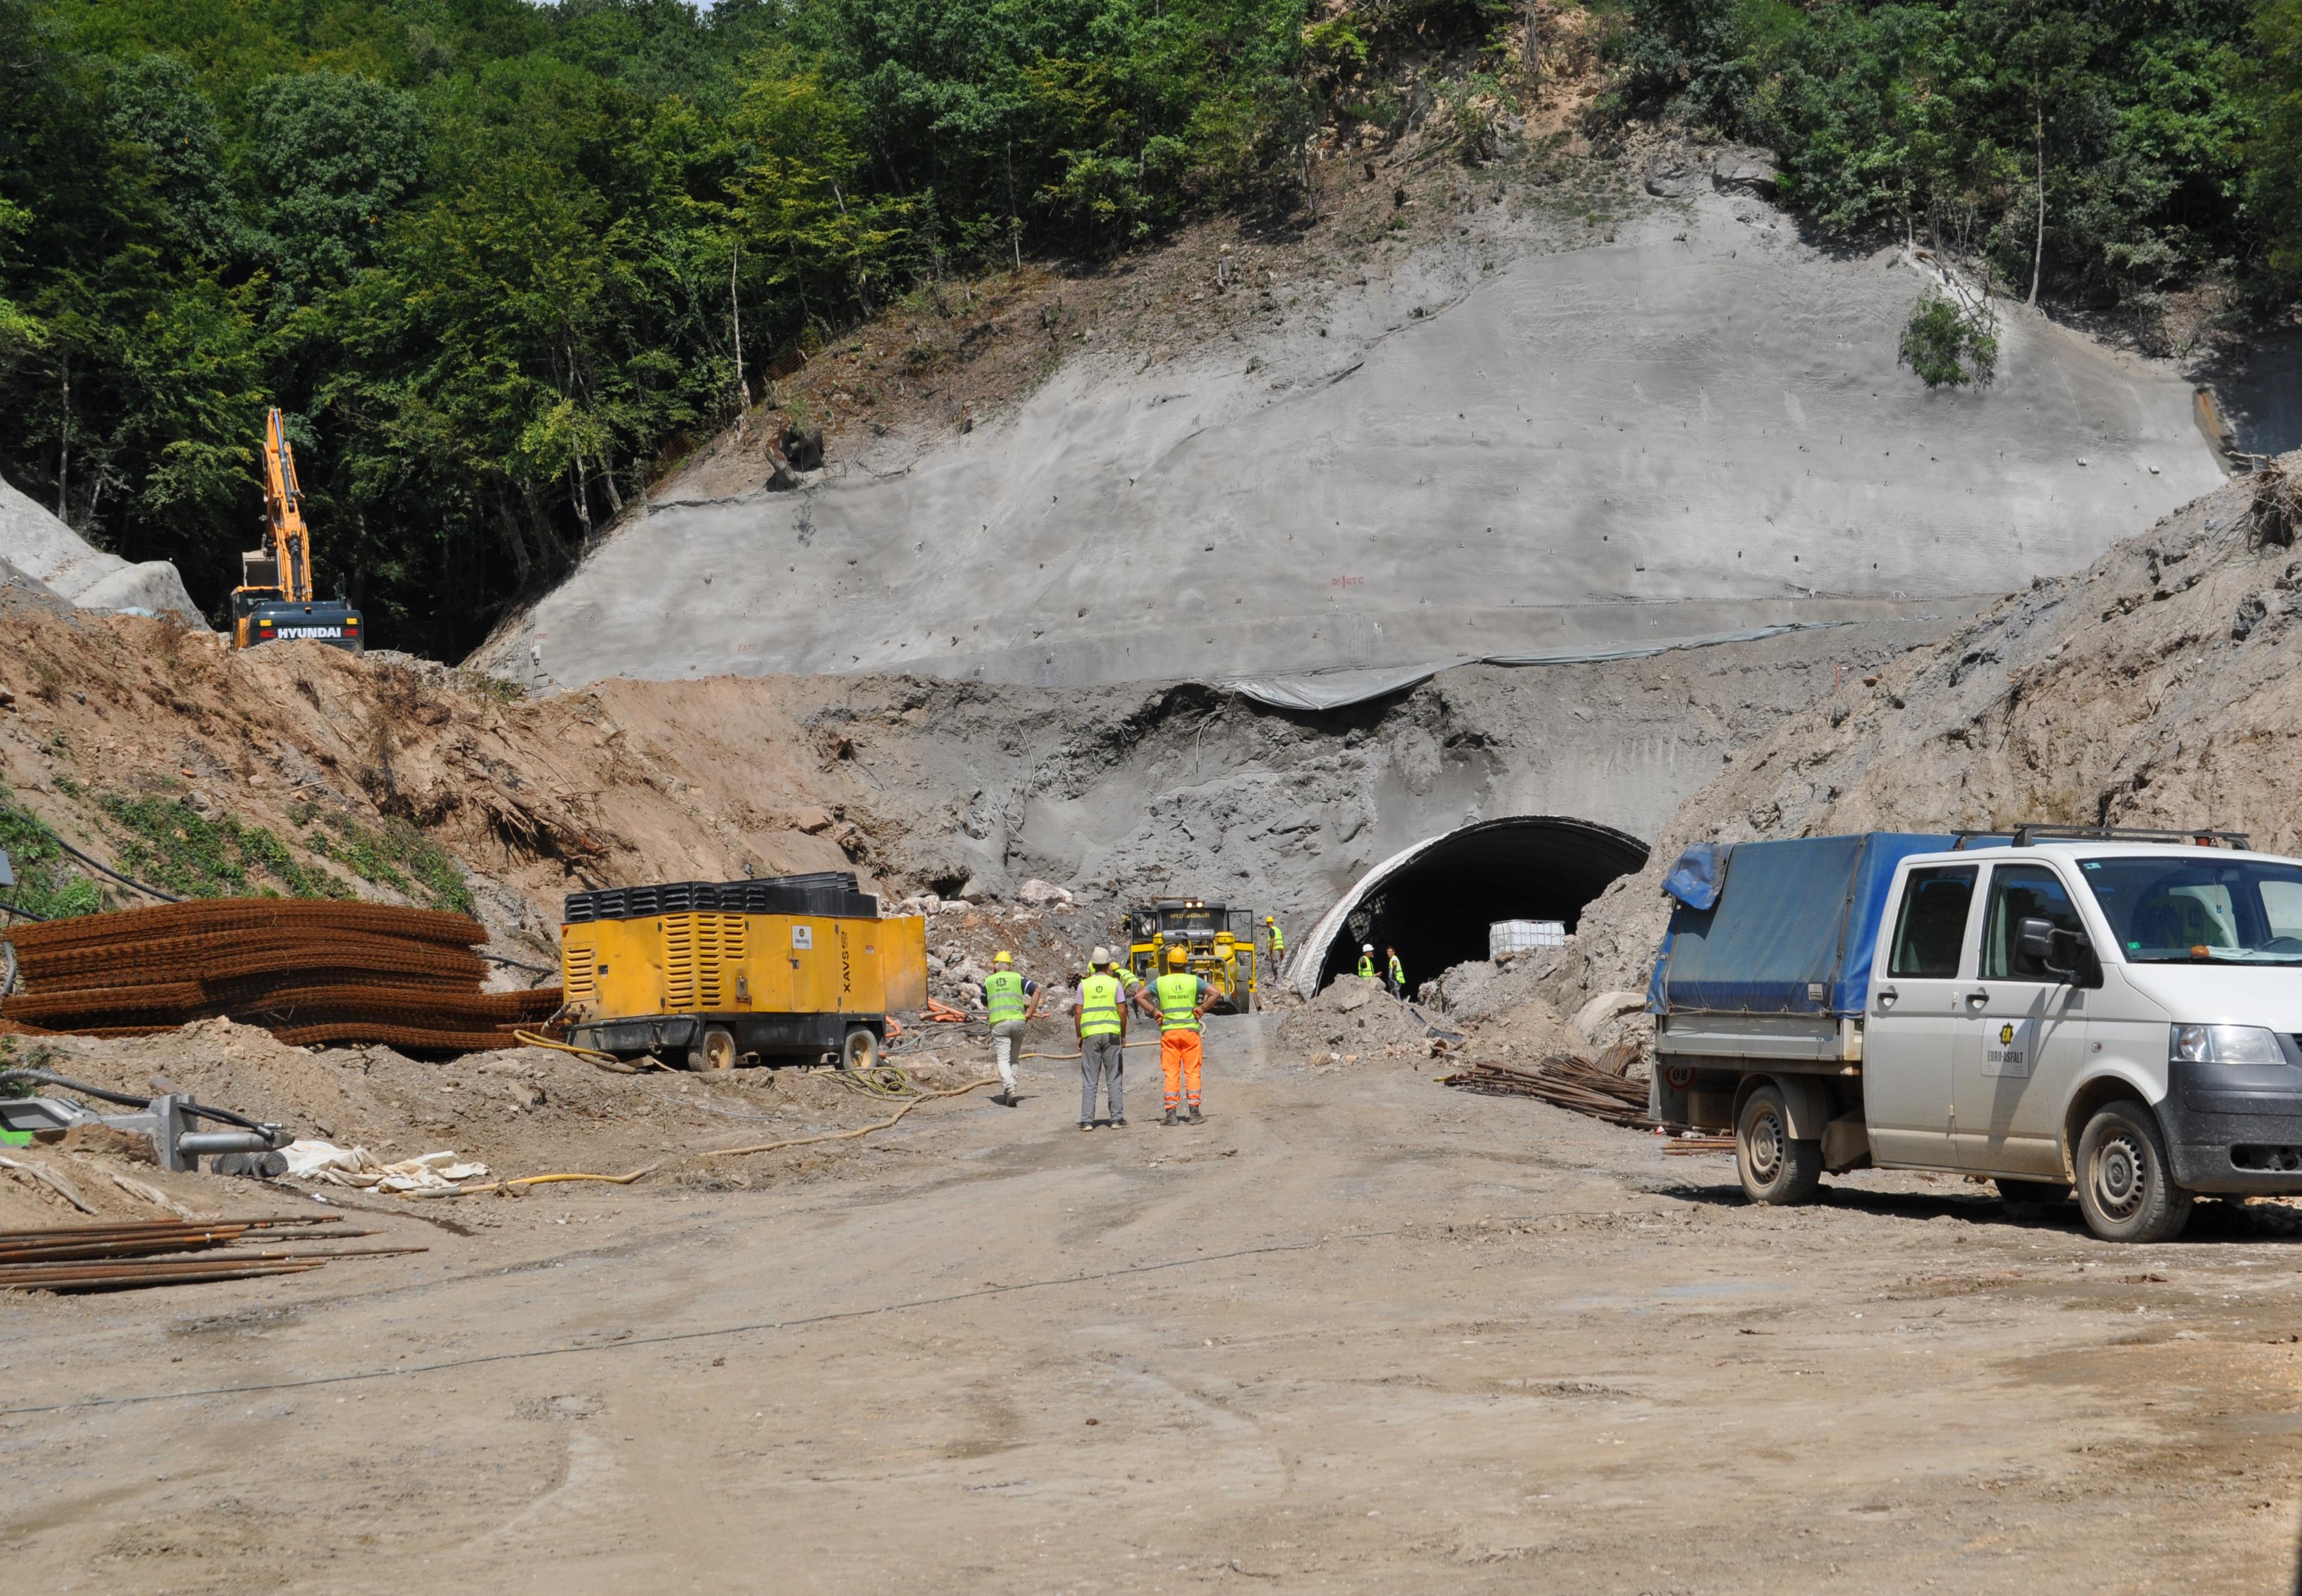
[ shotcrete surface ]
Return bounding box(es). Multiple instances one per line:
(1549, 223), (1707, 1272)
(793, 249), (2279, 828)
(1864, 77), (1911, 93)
(491, 188), (2219, 692)
(0, 473), (205, 623)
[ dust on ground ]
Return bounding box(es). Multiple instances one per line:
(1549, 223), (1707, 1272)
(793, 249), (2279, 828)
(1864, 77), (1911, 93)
(5, 1011), (2301, 1592)
(0, 1020), (993, 1237)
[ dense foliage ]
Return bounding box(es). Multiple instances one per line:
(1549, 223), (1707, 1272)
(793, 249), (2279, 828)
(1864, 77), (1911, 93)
(1597, 0), (2292, 311)
(9, 2), (2292, 663)
(0, 0), (1312, 656)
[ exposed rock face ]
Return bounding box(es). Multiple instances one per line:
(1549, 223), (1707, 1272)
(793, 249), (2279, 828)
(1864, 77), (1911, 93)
(1710, 147), (1780, 195)
(0, 474), (206, 625)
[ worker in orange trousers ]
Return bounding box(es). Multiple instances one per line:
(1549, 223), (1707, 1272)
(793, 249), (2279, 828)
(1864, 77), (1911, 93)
(1141, 944), (1210, 1125)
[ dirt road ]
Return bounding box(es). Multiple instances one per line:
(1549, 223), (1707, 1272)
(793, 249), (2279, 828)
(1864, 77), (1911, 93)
(5, 1014), (2300, 1592)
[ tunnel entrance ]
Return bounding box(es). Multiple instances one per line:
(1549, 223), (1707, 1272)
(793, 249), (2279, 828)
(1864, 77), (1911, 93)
(1297, 815), (1650, 996)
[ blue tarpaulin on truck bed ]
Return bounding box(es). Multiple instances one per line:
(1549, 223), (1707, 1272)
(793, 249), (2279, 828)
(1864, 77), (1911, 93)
(1661, 842), (1733, 910)
(1652, 833), (1966, 1016)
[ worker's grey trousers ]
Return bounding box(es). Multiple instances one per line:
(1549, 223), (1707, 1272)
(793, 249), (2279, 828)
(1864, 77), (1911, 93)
(990, 1020), (1026, 1092)
(1080, 1034), (1124, 1123)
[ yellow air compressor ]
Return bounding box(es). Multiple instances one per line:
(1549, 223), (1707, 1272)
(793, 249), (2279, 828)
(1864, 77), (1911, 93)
(558, 872), (927, 1071)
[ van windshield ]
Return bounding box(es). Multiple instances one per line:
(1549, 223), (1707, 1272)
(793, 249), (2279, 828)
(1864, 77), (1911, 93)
(2080, 856), (2302, 964)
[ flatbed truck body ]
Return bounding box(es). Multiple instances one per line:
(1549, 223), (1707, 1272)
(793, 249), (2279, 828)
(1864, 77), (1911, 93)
(1649, 827), (2302, 1242)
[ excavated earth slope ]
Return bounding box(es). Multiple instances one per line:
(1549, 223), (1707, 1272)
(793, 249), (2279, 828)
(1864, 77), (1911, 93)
(0, 598), (1943, 957)
(482, 182), (2219, 693)
(1549, 453), (2302, 1006)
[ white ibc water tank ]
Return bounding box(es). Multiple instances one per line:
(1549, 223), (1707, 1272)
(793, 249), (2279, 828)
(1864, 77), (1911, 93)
(1490, 920), (1566, 959)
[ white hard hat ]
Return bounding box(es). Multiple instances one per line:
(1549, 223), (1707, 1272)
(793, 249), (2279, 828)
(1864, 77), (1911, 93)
(1363, 942), (1373, 952)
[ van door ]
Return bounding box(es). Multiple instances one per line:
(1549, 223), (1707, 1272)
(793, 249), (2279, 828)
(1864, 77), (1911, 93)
(1953, 862), (2088, 1176)
(1864, 863), (1979, 1167)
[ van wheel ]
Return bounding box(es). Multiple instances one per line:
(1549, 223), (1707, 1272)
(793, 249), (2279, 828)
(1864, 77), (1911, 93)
(686, 1027), (737, 1072)
(2075, 1101), (2192, 1243)
(1737, 1085), (1823, 1206)
(839, 1027), (879, 1073)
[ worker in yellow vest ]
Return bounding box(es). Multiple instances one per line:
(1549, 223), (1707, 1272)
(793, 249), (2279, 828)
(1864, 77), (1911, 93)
(982, 951), (1041, 1107)
(1385, 945), (1405, 1000)
(1147, 944), (1210, 1125)
(1357, 943), (1376, 981)
(1264, 915), (1285, 972)
(1069, 947), (1128, 1131)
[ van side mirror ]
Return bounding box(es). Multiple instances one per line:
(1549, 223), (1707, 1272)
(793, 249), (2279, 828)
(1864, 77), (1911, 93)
(2017, 916), (2093, 983)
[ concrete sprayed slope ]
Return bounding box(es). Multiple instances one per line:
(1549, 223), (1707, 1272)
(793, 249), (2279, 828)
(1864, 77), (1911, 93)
(0, 473), (204, 622)
(493, 190), (2218, 692)
(1540, 454), (2302, 1009)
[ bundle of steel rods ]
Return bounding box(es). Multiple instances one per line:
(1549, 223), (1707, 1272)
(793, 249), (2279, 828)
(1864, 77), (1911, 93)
(1438, 1053), (1654, 1128)
(0, 1215), (424, 1292)
(1, 899), (561, 1052)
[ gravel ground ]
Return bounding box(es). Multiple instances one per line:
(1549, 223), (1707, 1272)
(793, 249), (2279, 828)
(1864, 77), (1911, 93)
(4, 1013), (2298, 1593)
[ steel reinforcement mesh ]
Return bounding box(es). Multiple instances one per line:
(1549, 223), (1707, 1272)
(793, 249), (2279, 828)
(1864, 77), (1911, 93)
(1, 898), (561, 1055)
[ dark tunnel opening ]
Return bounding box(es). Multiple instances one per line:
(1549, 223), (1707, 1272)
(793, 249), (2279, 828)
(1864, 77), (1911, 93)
(1309, 816), (1651, 994)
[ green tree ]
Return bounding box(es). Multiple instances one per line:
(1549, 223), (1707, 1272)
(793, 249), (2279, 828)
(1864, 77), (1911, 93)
(2258, 0), (2302, 282)
(1898, 287), (1999, 387)
(247, 70), (427, 300)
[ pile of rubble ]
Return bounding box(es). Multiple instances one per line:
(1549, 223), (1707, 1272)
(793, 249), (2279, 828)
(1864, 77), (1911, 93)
(1276, 976), (1437, 1062)
(897, 884), (1105, 1014)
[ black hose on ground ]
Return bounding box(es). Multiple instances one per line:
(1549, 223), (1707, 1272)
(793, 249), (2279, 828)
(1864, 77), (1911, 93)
(47, 838), (182, 904)
(0, 1068), (275, 1133)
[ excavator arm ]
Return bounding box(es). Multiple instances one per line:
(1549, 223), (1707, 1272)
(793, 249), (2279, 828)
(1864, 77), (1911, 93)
(258, 406), (311, 604)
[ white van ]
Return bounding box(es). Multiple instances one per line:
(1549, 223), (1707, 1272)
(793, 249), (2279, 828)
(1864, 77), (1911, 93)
(1649, 827), (2302, 1242)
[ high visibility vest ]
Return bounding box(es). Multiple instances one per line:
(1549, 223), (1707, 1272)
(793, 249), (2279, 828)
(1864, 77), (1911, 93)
(1155, 971), (1202, 1032)
(985, 970), (1027, 1025)
(1358, 954), (1375, 980)
(1078, 972), (1124, 1038)
(1269, 926), (1285, 956)
(1387, 954), (1404, 986)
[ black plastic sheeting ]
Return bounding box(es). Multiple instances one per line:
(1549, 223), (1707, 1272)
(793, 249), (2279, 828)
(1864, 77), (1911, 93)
(1308, 816), (1650, 993)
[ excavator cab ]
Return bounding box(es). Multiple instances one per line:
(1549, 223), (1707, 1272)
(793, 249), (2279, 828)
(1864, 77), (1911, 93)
(231, 408), (363, 653)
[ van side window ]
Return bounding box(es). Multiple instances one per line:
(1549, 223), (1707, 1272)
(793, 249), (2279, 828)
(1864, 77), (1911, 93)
(1888, 866), (1977, 978)
(1982, 864), (2083, 980)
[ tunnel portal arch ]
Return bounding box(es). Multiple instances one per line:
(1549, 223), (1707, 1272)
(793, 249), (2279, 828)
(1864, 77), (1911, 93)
(1292, 815), (1650, 998)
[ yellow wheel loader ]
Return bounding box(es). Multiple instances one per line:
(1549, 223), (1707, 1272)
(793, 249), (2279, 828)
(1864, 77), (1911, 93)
(1123, 897), (1258, 1014)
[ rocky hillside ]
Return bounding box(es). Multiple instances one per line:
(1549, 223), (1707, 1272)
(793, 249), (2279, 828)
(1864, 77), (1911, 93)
(1549, 454), (2302, 1004)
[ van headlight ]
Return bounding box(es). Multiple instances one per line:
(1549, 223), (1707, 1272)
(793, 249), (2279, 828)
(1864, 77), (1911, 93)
(2170, 1024), (2286, 1066)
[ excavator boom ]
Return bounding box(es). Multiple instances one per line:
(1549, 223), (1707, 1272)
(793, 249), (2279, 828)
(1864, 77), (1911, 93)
(260, 406), (311, 603)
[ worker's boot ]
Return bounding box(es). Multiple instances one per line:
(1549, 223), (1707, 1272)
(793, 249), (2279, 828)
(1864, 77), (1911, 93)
(1188, 1105), (1204, 1124)
(1161, 1109), (1177, 1127)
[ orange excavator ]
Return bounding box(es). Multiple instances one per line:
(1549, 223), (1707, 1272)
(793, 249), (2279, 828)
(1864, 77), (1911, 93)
(231, 407), (363, 652)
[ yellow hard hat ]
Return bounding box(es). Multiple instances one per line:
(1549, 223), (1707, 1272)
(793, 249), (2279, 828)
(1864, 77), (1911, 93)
(1167, 945), (1188, 966)
(993, 950), (1013, 965)
(1263, 915), (1274, 923)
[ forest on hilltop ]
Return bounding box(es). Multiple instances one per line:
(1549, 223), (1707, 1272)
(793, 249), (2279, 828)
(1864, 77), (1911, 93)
(2, 0), (2298, 659)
